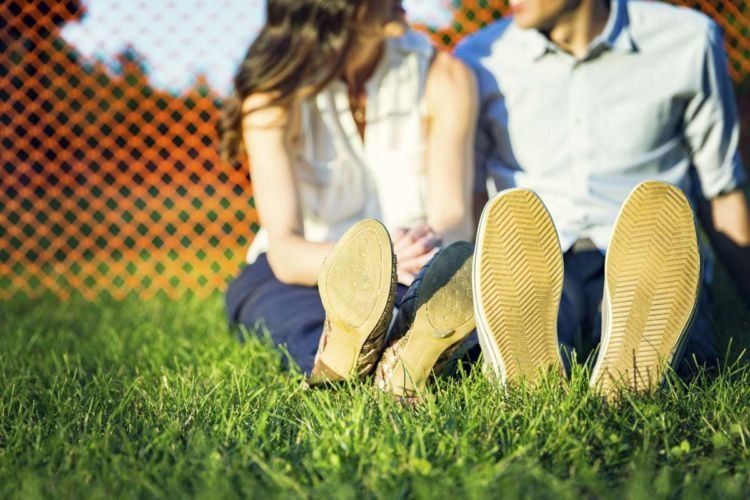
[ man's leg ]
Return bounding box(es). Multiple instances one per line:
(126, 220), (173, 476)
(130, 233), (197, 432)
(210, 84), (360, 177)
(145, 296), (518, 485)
(562, 249), (718, 383)
(577, 255), (718, 379)
(560, 245), (717, 382)
(589, 181), (714, 396)
(375, 242), (476, 398)
(557, 246), (606, 371)
(674, 282), (718, 376)
(473, 189), (565, 384)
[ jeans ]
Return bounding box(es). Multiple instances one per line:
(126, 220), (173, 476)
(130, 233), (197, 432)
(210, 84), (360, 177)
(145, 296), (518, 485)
(555, 248), (717, 375)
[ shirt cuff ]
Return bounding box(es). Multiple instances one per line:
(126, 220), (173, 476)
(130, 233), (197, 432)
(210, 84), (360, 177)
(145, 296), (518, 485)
(700, 157), (748, 199)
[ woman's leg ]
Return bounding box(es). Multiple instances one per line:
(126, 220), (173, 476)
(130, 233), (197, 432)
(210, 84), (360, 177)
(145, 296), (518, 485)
(375, 242), (477, 398)
(226, 253), (411, 375)
(226, 254), (326, 374)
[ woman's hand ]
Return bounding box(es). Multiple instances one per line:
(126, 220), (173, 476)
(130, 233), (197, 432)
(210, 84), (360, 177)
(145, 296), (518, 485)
(393, 223), (442, 286)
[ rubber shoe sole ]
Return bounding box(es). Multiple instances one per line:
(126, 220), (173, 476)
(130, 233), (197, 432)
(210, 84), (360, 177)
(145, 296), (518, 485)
(376, 242), (475, 399)
(311, 219), (396, 382)
(590, 181), (701, 399)
(473, 188), (565, 385)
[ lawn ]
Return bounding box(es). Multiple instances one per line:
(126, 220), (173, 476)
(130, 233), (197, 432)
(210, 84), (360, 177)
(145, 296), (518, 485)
(1, 273), (750, 498)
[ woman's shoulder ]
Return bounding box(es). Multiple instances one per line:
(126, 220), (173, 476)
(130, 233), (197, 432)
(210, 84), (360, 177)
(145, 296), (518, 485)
(426, 51), (475, 94)
(424, 51), (476, 119)
(240, 92), (293, 129)
(390, 30), (471, 82)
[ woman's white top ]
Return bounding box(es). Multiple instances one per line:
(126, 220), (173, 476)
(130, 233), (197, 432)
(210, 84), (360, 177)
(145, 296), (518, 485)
(246, 30), (435, 264)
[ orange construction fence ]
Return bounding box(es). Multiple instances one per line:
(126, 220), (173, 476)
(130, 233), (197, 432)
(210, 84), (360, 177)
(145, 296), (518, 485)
(2, 0), (749, 299)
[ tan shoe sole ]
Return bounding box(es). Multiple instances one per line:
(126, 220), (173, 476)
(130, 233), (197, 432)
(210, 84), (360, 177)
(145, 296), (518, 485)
(383, 242), (476, 398)
(590, 181), (701, 399)
(315, 219), (396, 380)
(473, 188), (564, 385)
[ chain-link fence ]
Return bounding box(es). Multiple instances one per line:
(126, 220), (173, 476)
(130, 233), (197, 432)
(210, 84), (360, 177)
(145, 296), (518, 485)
(3, 0), (749, 299)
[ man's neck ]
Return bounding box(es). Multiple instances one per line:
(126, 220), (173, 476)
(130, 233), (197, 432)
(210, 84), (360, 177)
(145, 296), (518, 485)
(341, 38), (384, 94)
(545, 0), (611, 59)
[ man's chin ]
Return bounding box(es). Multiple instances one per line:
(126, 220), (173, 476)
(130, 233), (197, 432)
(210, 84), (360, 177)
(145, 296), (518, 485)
(512, 18), (535, 29)
(512, 14), (551, 31)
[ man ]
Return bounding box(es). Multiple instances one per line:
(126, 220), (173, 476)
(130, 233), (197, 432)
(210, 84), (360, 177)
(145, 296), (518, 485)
(455, 0), (750, 395)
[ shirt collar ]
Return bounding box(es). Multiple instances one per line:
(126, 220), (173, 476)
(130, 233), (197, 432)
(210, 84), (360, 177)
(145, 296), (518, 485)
(597, 0), (637, 54)
(524, 0), (637, 60)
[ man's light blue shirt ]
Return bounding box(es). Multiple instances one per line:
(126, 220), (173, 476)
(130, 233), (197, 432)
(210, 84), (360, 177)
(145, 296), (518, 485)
(456, 0), (746, 251)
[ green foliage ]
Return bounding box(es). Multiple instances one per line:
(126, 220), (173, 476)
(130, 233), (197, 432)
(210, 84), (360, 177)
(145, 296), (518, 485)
(0, 292), (749, 499)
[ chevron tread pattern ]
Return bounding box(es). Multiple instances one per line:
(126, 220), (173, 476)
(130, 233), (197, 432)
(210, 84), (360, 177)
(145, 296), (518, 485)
(592, 181), (700, 398)
(475, 190), (564, 384)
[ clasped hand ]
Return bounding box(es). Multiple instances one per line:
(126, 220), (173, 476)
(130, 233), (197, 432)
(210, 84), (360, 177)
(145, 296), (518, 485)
(392, 223), (442, 286)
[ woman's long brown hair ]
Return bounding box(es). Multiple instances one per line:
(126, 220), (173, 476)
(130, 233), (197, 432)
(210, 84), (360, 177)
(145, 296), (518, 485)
(219, 0), (371, 162)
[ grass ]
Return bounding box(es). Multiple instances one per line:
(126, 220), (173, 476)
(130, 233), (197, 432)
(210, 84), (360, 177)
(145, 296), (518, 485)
(1, 276), (750, 498)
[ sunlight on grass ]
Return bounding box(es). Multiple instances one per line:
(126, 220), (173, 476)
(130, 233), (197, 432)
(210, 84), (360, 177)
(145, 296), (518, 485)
(1, 288), (749, 498)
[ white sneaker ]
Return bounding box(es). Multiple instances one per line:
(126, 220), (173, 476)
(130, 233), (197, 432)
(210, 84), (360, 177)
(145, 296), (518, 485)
(472, 188), (565, 385)
(590, 180), (701, 399)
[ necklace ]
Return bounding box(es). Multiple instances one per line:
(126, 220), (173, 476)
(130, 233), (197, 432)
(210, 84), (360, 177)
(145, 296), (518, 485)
(352, 107), (366, 124)
(348, 94), (366, 124)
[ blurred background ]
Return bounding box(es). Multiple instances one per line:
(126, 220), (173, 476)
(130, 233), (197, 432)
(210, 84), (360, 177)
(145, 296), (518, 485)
(2, 0), (749, 300)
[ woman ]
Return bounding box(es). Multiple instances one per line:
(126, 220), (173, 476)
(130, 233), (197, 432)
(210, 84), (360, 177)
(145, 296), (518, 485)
(220, 0), (478, 396)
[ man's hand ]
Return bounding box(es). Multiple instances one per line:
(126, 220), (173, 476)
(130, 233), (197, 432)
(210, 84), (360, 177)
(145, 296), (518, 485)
(393, 223), (442, 286)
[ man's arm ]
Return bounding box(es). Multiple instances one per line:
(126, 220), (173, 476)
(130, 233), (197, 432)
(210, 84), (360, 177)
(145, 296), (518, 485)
(697, 190), (750, 305)
(684, 22), (749, 304)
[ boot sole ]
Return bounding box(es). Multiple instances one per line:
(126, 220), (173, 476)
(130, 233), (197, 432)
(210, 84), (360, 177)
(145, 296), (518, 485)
(317, 219), (396, 379)
(590, 181), (701, 398)
(473, 188), (564, 385)
(386, 242), (476, 397)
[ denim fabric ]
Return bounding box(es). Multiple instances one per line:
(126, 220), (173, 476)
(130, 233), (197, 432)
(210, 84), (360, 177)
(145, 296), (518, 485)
(387, 254), (431, 344)
(555, 249), (717, 375)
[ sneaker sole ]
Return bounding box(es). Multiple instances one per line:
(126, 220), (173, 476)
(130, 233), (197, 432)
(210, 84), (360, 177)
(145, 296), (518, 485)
(590, 181), (701, 398)
(385, 242), (475, 397)
(317, 219), (396, 379)
(473, 188), (564, 385)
